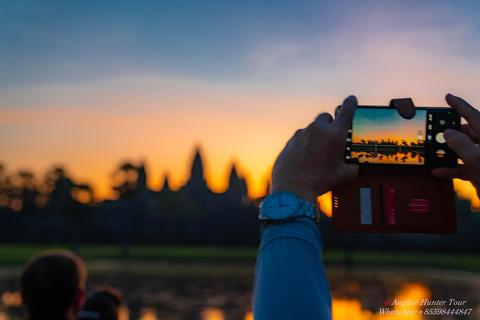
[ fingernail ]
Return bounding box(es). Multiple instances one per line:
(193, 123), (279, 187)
(348, 95), (357, 102)
(446, 93), (455, 99)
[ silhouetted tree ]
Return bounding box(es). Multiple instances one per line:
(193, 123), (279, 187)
(110, 161), (150, 256)
(113, 162), (142, 199)
(47, 167), (93, 251)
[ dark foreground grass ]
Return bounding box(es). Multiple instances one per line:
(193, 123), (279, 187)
(0, 245), (478, 274)
(321, 250), (480, 274)
(0, 244), (259, 266)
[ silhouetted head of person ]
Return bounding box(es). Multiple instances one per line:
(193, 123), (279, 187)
(20, 250), (87, 320)
(77, 286), (125, 320)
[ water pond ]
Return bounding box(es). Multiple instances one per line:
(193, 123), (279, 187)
(1, 261), (479, 320)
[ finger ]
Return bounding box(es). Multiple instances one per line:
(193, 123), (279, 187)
(431, 165), (470, 181)
(392, 98), (416, 119)
(287, 129), (305, 145)
(334, 95), (357, 130)
(446, 94), (480, 134)
(461, 124), (479, 144)
(314, 112), (333, 124)
(444, 129), (479, 163)
(307, 113), (333, 135)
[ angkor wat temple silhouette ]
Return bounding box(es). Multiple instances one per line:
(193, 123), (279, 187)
(0, 147), (260, 246)
(1, 146), (480, 252)
(96, 146), (259, 246)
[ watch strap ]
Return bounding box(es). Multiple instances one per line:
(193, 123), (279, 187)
(259, 192), (317, 223)
(296, 198), (316, 220)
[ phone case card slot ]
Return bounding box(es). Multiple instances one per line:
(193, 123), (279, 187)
(360, 187), (372, 225)
(384, 184), (397, 226)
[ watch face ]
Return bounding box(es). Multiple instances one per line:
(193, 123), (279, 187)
(260, 191), (301, 220)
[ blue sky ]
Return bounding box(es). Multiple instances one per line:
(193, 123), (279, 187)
(3, 1), (479, 94)
(1, 1), (335, 89)
(1, 0), (480, 198)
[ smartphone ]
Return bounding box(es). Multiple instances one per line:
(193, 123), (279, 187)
(343, 106), (461, 168)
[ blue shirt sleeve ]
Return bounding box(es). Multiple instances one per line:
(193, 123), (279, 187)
(253, 217), (332, 320)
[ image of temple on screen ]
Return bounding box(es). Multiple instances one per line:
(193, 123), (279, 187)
(351, 109), (427, 165)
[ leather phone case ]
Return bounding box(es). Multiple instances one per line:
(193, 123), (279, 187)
(331, 166), (457, 234)
(331, 99), (458, 234)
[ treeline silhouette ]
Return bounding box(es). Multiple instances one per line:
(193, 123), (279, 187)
(0, 147), (260, 248)
(1, 146), (480, 253)
(352, 138), (425, 147)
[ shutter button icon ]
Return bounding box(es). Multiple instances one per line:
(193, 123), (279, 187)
(435, 132), (446, 144)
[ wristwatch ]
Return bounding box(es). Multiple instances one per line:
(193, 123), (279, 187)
(259, 191), (317, 224)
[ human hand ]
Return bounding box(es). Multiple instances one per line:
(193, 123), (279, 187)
(431, 94), (480, 198)
(270, 96), (359, 205)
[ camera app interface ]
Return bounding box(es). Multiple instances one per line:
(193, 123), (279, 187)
(350, 109), (427, 165)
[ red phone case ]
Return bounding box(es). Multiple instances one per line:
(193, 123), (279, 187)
(332, 99), (458, 234)
(332, 166), (457, 234)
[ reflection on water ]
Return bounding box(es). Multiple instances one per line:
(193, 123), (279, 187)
(1, 293), (21, 307)
(332, 283), (431, 320)
(351, 150), (424, 165)
(140, 308), (157, 320)
(0, 267), (479, 320)
(119, 306), (130, 320)
(377, 283), (430, 320)
(333, 299), (372, 319)
(201, 308), (224, 320)
(0, 312), (10, 320)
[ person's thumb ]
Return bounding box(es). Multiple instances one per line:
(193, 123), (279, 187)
(444, 129), (478, 164)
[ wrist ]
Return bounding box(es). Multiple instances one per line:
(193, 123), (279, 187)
(270, 184), (318, 206)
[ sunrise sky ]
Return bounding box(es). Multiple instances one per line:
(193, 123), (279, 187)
(1, 1), (480, 200)
(352, 109), (426, 144)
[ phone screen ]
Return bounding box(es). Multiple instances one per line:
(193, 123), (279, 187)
(350, 108), (427, 165)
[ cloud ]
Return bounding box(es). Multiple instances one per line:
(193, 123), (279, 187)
(246, 1), (480, 105)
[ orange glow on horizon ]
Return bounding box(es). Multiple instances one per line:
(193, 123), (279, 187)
(351, 135), (423, 146)
(86, 154), (273, 201)
(0, 85), (334, 203)
(2, 84), (480, 210)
